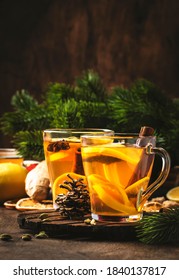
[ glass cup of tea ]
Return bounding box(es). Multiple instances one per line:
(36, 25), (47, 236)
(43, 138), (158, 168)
(43, 128), (114, 208)
(81, 133), (171, 222)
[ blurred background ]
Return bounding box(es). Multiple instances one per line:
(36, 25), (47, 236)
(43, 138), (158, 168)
(0, 0), (179, 147)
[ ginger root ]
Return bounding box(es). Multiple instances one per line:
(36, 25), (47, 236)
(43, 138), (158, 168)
(25, 160), (50, 202)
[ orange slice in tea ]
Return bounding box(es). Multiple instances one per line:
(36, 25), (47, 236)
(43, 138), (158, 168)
(88, 174), (136, 214)
(91, 182), (137, 214)
(83, 146), (139, 165)
(49, 150), (73, 162)
(125, 176), (150, 197)
(52, 172), (88, 197)
(89, 174), (131, 205)
(103, 161), (130, 189)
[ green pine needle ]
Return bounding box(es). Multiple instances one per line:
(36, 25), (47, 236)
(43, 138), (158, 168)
(135, 208), (179, 244)
(13, 130), (44, 161)
(108, 79), (175, 132)
(1, 70), (179, 164)
(45, 82), (75, 103)
(11, 89), (38, 110)
(75, 69), (107, 102)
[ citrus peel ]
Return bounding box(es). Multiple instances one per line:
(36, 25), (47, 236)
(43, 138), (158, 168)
(52, 172), (87, 197)
(166, 186), (179, 202)
(88, 174), (137, 215)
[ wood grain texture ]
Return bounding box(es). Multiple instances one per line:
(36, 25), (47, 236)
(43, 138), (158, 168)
(1, 0), (179, 147)
(17, 210), (137, 241)
(0, 207), (179, 260)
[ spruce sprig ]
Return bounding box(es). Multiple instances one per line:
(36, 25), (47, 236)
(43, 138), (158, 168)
(1, 70), (179, 164)
(108, 79), (175, 132)
(75, 69), (107, 102)
(11, 89), (38, 110)
(135, 208), (179, 244)
(1, 107), (52, 135)
(13, 130), (44, 161)
(45, 82), (75, 103)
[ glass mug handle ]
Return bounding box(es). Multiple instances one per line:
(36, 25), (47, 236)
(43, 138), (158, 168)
(139, 144), (171, 207)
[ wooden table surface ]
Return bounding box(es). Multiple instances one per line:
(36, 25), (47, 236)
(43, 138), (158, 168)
(0, 206), (179, 260)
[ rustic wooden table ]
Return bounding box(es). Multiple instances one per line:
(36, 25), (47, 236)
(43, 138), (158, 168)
(0, 206), (178, 260)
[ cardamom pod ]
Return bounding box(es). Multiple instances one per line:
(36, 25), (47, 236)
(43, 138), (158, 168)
(0, 233), (13, 241)
(21, 234), (32, 241)
(35, 231), (48, 239)
(39, 213), (49, 220)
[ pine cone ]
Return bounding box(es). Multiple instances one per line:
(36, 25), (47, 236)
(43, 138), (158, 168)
(55, 174), (90, 219)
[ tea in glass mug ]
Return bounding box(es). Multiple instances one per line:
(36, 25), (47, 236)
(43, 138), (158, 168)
(43, 128), (114, 208)
(81, 132), (171, 222)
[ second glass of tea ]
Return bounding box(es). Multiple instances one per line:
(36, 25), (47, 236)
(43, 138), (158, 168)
(81, 133), (171, 222)
(43, 128), (113, 208)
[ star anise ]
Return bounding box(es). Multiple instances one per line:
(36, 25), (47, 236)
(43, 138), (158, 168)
(47, 140), (70, 152)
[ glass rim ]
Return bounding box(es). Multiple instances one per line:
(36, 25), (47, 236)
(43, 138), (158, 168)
(81, 132), (153, 137)
(80, 133), (156, 140)
(43, 128), (113, 134)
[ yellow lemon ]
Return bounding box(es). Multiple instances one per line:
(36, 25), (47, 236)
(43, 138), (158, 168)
(166, 186), (179, 202)
(0, 163), (28, 203)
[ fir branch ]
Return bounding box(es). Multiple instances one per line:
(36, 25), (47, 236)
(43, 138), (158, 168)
(13, 130), (44, 161)
(75, 69), (107, 102)
(49, 99), (109, 129)
(77, 100), (110, 128)
(11, 89), (38, 111)
(49, 99), (83, 128)
(108, 79), (177, 141)
(45, 82), (75, 104)
(135, 208), (179, 244)
(0, 106), (51, 135)
(1, 70), (179, 165)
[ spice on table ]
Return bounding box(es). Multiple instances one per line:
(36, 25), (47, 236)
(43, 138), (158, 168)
(35, 231), (48, 239)
(21, 234), (32, 241)
(38, 213), (49, 220)
(0, 233), (13, 241)
(84, 218), (96, 225)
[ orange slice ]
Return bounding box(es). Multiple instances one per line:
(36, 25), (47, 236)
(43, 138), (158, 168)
(83, 146), (139, 165)
(49, 151), (73, 162)
(166, 186), (179, 202)
(125, 176), (150, 197)
(88, 174), (136, 214)
(52, 172), (88, 198)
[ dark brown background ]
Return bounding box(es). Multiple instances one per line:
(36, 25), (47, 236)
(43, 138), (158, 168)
(1, 0), (179, 146)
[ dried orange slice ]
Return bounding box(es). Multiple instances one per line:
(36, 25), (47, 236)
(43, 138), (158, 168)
(166, 186), (179, 202)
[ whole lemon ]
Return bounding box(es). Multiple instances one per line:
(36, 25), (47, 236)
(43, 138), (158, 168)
(0, 162), (28, 204)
